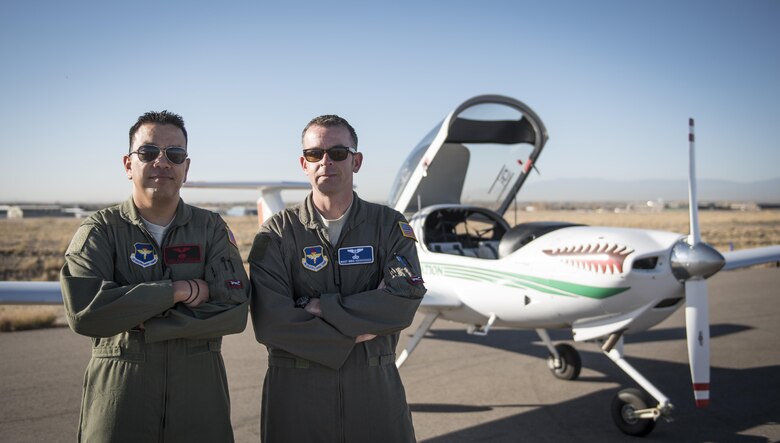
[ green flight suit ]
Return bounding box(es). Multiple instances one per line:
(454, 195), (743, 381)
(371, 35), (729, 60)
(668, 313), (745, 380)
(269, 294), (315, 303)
(60, 197), (249, 442)
(249, 193), (426, 443)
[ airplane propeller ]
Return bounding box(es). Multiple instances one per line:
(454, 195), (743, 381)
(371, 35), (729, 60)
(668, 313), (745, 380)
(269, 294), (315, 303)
(668, 119), (725, 408)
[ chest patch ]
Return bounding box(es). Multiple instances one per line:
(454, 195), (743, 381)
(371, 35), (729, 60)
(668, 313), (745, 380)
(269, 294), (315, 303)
(164, 244), (202, 265)
(302, 245), (328, 272)
(338, 246), (374, 265)
(131, 243), (158, 268)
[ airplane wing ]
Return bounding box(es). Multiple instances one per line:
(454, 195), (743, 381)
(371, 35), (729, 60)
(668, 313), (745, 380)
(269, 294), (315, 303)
(418, 290), (463, 310)
(721, 245), (780, 271)
(184, 180), (310, 224)
(0, 281), (62, 304)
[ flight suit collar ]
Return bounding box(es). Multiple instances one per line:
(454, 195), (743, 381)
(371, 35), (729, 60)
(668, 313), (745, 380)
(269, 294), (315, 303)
(299, 192), (367, 233)
(119, 196), (193, 228)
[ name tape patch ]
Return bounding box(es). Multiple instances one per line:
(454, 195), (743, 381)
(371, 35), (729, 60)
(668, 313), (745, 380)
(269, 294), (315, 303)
(164, 244), (202, 265)
(338, 246), (374, 265)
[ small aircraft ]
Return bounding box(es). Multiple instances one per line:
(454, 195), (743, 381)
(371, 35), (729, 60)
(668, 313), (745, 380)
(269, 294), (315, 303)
(1, 95), (778, 436)
(385, 95), (780, 436)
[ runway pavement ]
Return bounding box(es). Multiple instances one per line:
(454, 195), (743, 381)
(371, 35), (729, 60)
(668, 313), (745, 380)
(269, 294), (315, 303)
(1, 267), (778, 442)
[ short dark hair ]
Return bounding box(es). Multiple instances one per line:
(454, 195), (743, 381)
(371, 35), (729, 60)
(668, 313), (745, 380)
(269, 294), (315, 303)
(301, 114), (358, 149)
(129, 110), (188, 151)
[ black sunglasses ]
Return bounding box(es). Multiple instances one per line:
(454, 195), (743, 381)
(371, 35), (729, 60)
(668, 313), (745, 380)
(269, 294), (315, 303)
(302, 145), (356, 162)
(129, 145), (188, 165)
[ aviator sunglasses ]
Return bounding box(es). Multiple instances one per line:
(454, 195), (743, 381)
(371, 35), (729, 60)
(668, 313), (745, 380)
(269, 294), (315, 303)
(302, 145), (356, 162)
(129, 145), (188, 165)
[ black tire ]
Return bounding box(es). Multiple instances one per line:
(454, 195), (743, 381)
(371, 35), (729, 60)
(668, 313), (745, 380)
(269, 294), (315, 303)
(610, 388), (657, 437)
(547, 343), (581, 380)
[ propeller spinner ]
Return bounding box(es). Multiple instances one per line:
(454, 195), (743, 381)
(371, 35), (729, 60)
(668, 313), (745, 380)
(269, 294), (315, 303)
(668, 119), (726, 408)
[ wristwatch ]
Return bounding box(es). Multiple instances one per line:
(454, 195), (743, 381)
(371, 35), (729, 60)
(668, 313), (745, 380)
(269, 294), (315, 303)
(294, 295), (311, 308)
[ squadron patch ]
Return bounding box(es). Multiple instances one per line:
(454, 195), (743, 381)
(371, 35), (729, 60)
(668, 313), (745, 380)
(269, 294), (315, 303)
(398, 222), (417, 241)
(338, 246), (374, 265)
(131, 243), (158, 268)
(302, 245), (328, 272)
(164, 244), (201, 265)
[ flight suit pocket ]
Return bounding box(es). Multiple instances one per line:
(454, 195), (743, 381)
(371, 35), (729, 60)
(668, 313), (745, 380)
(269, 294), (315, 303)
(91, 332), (146, 362)
(385, 253), (426, 298)
(186, 338), (222, 356)
(206, 257), (247, 304)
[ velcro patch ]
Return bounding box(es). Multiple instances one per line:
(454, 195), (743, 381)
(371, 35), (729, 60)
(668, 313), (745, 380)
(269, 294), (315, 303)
(338, 246), (374, 265)
(302, 245), (328, 272)
(407, 275), (425, 285)
(398, 222), (417, 241)
(164, 244), (202, 265)
(66, 225), (95, 255)
(225, 279), (244, 289)
(131, 242), (158, 268)
(226, 226), (238, 249)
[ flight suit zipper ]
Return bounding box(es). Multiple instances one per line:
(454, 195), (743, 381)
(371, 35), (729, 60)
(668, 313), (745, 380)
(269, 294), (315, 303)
(318, 228), (341, 289)
(338, 367), (344, 443)
(159, 340), (169, 441)
(138, 221), (177, 440)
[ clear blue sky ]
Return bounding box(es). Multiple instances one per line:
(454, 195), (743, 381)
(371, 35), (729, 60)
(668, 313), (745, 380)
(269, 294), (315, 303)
(1, 0), (778, 204)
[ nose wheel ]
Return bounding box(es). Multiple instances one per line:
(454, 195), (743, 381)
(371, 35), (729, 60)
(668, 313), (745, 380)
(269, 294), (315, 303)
(547, 343), (582, 380)
(611, 388), (657, 436)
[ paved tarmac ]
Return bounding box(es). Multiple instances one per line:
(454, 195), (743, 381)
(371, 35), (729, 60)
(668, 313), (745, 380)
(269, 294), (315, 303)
(1, 267), (778, 442)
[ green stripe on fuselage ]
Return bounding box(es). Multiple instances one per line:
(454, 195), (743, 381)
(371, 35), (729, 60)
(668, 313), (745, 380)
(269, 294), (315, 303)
(421, 262), (629, 299)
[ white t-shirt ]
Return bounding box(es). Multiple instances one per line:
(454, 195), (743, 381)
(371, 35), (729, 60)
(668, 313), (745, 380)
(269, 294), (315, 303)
(141, 216), (174, 245)
(317, 202), (353, 246)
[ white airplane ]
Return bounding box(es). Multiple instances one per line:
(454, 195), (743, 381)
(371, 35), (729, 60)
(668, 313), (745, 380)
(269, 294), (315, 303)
(386, 95), (780, 436)
(2, 95), (778, 436)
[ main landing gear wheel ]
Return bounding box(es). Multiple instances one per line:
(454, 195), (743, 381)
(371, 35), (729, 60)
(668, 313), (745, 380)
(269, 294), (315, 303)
(611, 388), (657, 436)
(547, 343), (581, 380)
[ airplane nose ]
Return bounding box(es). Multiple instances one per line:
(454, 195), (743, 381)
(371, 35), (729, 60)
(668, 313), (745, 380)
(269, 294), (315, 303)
(670, 240), (725, 281)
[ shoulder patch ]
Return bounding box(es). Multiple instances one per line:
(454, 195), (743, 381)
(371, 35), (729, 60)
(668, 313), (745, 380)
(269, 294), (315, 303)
(66, 225), (95, 255)
(398, 222), (417, 242)
(226, 226), (238, 249)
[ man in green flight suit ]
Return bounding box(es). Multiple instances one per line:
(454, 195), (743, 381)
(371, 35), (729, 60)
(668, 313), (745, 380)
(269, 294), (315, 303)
(249, 114), (426, 442)
(60, 110), (249, 442)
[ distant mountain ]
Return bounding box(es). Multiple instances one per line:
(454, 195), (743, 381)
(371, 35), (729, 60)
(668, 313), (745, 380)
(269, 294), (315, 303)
(519, 178), (780, 203)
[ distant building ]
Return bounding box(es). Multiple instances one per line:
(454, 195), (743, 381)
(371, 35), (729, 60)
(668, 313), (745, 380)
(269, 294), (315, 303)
(0, 204), (92, 219)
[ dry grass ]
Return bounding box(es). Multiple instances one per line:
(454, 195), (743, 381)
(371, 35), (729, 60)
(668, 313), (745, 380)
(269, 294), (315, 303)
(0, 306), (58, 331)
(1, 210), (778, 332)
(2, 210), (780, 282)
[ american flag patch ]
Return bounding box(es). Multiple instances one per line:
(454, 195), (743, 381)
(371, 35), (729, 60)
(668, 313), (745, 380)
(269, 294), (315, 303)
(226, 227), (238, 249)
(398, 222), (417, 241)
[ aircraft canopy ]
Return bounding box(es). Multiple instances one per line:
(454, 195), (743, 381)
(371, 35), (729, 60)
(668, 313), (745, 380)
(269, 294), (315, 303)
(389, 95), (548, 215)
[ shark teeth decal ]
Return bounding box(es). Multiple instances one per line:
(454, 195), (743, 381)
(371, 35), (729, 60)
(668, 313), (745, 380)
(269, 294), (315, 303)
(543, 243), (634, 274)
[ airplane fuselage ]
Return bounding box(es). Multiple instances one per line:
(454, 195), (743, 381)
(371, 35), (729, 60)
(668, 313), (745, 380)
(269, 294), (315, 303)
(415, 224), (687, 339)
